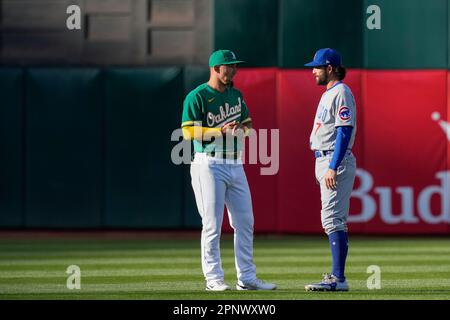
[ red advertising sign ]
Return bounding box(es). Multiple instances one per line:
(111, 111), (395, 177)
(232, 69), (449, 234)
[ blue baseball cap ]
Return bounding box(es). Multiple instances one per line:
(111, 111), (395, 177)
(304, 48), (342, 67)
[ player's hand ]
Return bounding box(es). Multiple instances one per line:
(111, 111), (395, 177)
(324, 169), (337, 190)
(221, 121), (237, 135)
(231, 123), (246, 137)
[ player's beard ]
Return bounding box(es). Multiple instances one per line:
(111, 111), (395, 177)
(316, 72), (328, 86)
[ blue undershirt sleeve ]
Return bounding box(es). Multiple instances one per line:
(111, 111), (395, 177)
(329, 126), (353, 170)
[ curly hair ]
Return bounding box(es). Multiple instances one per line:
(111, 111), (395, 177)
(333, 66), (347, 81)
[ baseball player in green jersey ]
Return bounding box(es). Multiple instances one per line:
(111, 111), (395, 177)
(181, 49), (276, 291)
(304, 48), (357, 292)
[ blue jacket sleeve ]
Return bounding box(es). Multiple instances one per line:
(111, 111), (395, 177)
(329, 126), (353, 170)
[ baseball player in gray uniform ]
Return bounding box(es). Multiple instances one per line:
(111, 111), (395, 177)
(181, 50), (276, 291)
(303, 48), (357, 291)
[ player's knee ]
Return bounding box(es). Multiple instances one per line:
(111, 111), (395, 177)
(229, 212), (254, 230)
(323, 223), (347, 235)
(202, 219), (222, 234)
(245, 213), (254, 228)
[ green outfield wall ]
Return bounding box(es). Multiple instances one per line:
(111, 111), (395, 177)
(0, 68), (206, 228)
(214, 0), (448, 69)
(0, 69), (24, 227)
(25, 69), (103, 228)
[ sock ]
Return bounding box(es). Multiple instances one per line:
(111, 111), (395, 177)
(328, 231), (348, 282)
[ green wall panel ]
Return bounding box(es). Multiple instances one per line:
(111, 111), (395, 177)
(279, 0), (363, 68)
(0, 69), (24, 227)
(25, 69), (103, 227)
(182, 67), (209, 228)
(214, 0), (278, 67)
(105, 68), (184, 228)
(448, 0), (450, 69)
(364, 0), (447, 69)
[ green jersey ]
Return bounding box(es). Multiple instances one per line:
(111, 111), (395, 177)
(181, 83), (251, 153)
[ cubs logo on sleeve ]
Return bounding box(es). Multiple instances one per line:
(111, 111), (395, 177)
(338, 106), (351, 121)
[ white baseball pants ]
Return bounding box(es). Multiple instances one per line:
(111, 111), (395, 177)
(190, 153), (256, 283)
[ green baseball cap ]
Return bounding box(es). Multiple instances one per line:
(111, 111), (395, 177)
(209, 50), (245, 67)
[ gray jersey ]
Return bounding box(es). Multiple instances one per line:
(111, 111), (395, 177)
(310, 82), (357, 151)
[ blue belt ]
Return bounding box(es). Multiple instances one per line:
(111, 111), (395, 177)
(314, 150), (351, 158)
(314, 150), (333, 158)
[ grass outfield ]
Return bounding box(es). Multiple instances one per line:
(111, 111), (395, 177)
(0, 234), (450, 300)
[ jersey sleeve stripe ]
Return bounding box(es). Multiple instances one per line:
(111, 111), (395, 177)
(181, 120), (195, 127)
(241, 117), (252, 124)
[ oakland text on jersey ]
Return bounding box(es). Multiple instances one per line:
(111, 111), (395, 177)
(207, 97), (243, 127)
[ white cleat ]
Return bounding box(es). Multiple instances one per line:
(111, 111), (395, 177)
(236, 278), (277, 291)
(205, 279), (231, 291)
(305, 273), (349, 292)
